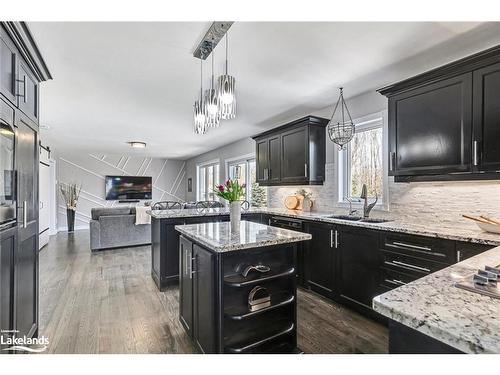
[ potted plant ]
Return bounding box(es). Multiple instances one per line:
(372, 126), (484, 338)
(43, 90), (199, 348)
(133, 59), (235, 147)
(59, 182), (82, 232)
(214, 179), (246, 232)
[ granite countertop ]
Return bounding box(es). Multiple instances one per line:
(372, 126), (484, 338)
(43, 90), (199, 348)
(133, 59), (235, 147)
(148, 206), (500, 246)
(174, 220), (312, 253)
(373, 246), (500, 353)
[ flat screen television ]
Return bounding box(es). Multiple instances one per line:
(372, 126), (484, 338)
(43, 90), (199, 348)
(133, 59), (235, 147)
(105, 175), (152, 200)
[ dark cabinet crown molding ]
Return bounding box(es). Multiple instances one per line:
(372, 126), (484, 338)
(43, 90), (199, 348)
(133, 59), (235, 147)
(252, 115), (328, 140)
(1, 22), (52, 82)
(378, 44), (500, 97)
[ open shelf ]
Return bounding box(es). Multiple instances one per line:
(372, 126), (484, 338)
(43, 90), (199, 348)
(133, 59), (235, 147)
(224, 267), (295, 287)
(225, 323), (295, 354)
(224, 293), (295, 320)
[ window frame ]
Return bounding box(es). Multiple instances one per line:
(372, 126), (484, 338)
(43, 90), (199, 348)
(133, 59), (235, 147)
(225, 153), (256, 202)
(337, 110), (389, 210)
(196, 158), (220, 201)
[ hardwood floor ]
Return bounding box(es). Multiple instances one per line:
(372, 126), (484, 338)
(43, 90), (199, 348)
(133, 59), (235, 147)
(39, 230), (388, 354)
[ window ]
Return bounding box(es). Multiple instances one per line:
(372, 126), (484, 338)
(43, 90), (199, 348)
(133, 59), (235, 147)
(339, 113), (385, 203)
(227, 156), (256, 202)
(197, 160), (220, 201)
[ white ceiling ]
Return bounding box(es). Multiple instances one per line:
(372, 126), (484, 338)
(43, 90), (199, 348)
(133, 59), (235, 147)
(29, 22), (500, 159)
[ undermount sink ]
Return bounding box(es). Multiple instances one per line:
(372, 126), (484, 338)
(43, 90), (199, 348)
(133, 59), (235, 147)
(360, 218), (393, 223)
(324, 215), (393, 224)
(325, 215), (362, 221)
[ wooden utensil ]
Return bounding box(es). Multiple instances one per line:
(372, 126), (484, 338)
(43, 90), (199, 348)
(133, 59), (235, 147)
(462, 214), (492, 224)
(480, 215), (500, 226)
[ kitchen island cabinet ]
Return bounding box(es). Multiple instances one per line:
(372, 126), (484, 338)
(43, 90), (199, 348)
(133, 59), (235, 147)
(175, 220), (311, 354)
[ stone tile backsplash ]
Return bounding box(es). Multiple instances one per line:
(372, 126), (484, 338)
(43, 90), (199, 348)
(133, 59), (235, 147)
(266, 162), (500, 229)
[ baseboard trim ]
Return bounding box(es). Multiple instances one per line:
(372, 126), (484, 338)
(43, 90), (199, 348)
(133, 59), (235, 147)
(57, 225), (88, 232)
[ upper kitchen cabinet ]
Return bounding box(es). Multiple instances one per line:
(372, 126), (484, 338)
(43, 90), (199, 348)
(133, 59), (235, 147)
(0, 23), (52, 124)
(252, 116), (328, 186)
(18, 61), (39, 122)
(379, 44), (500, 181)
(473, 61), (500, 172)
(0, 27), (18, 105)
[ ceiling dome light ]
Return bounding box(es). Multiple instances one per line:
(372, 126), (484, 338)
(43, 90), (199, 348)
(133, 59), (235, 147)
(217, 33), (236, 119)
(127, 141), (146, 149)
(327, 87), (355, 150)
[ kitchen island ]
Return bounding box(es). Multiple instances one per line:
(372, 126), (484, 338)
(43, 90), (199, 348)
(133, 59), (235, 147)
(174, 220), (311, 354)
(373, 246), (500, 354)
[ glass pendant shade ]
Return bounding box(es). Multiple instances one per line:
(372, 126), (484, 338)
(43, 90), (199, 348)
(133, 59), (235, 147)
(194, 98), (207, 134)
(217, 33), (236, 120)
(218, 74), (236, 119)
(327, 87), (355, 150)
(204, 88), (220, 127)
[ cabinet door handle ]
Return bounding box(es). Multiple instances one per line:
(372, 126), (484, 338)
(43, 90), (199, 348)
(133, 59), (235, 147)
(385, 260), (430, 273)
(384, 278), (406, 286)
(473, 140), (479, 166)
(334, 230), (339, 249)
(330, 230), (334, 248)
(23, 75), (27, 103)
(190, 255), (197, 278)
(304, 163), (308, 178)
(389, 152), (395, 172)
(456, 250), (461, 263)
(23, 201), (27, 228)
(391, 241), (432, 252)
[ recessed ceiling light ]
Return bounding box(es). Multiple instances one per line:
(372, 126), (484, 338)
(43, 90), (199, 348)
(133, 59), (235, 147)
(127, 141), (146, 149)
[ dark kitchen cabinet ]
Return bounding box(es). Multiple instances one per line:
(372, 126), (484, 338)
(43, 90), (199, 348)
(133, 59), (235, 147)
(0, 22), (50, 351)
(255, 135), (280, 183)
(17, 61), (39, 122)
(256, 139), (269, 183)
(387, 73), (472, 177)
(179, 237), (216, 353)
(192, 243), (216, 353)
(253, 116), (328, 186)
(473, 61), (500, 172)
(15, 112), (39, 339)
(0, 226), (16, 349)
(179, 236), (194, 337)
(0, 27), (18, 105)
(281, 127), (308, 183)
(337, 226), (380, 309)
(304, 221), (336, 298)
(380, 44), (500, 181)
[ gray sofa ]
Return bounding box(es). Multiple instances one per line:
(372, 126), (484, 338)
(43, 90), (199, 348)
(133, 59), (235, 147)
(89, 207), (151, 251)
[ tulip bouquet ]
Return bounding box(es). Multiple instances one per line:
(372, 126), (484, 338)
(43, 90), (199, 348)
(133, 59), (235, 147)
(214, 179), (246, 203)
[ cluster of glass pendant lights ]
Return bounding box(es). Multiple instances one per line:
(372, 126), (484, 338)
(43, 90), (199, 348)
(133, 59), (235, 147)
(194, 33), (236, 134)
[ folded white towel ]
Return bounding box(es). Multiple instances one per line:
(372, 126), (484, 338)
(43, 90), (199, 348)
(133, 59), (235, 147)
(135, 206), (151, 225)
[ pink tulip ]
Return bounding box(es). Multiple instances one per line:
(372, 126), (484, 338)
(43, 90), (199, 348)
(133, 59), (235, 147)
(241, 183), (246, 188)
(225, 179), (231, 187)
(218, 185), (224, 192)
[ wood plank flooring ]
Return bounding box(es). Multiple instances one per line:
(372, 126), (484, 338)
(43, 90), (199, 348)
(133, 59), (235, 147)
(39, 230), (388, 354)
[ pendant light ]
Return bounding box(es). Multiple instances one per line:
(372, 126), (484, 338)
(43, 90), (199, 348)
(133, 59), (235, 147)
(217, 33), (236, 119)
(194, 57), (207, 134)
(327, 87), (355, 150)
(204, 40), (221, 128)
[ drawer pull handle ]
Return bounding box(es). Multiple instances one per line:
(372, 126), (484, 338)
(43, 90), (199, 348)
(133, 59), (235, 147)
(392, 241), (432, 252)
(384, 260), (430, 273)
(384, 278), (406, 286)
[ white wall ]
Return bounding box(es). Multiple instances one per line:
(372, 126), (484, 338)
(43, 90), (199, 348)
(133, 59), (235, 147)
(184, 138), (255, 202)
(55, 151), (186, 231)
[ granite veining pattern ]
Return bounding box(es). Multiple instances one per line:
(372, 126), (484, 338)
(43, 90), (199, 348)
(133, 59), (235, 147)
(373, 246), (500, 353)
(148, 207), (500, 246)
(174, 220), (312, 253)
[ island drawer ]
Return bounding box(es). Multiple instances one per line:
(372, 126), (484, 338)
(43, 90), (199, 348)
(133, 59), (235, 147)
(380, 232), (456, 265)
